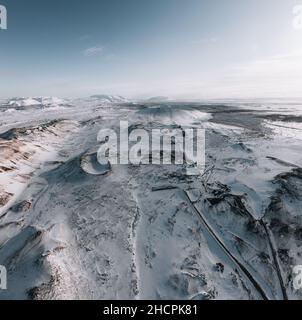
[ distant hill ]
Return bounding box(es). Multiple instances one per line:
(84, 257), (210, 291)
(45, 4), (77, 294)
(89, 95), (129, 103)
(145, 96), (170, 102)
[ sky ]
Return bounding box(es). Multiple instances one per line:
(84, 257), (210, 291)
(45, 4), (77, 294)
(0, 0), (302, 99)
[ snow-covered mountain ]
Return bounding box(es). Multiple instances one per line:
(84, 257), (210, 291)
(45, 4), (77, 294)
(3, 97), (68, 108)
(8, 98), (41, 107)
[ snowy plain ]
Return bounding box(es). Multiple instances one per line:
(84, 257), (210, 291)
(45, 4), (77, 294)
(0, 96), (301, 300)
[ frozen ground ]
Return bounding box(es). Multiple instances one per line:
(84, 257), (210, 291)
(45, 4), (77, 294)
(0, 97), (302, 300)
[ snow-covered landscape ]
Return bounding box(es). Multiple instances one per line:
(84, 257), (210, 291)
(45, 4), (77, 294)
(0, 96), (301, 300)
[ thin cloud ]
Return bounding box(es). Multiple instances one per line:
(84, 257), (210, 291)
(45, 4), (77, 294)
(83, 46), (104, 57)
(196, 51), (302, 98)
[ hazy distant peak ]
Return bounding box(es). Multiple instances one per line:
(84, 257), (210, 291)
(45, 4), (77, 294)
(145, 96), (170, 102)
(90, 95), (129, 103)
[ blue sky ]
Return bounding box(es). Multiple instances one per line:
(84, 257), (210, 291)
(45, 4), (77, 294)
(0, 0), (301, 99)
